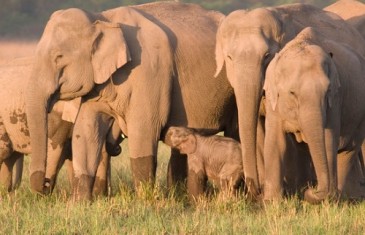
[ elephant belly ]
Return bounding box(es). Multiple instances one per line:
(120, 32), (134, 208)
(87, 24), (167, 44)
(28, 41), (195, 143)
(337, 135), (360, 152)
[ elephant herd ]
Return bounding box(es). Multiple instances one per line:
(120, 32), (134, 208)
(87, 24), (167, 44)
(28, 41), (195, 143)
(1, 0), (365, 204)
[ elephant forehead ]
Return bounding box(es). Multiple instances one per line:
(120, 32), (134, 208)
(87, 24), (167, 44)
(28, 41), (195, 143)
(50, 8), (94, 27)
(44, 9), (95, 45)
(279, 45), (326, 75)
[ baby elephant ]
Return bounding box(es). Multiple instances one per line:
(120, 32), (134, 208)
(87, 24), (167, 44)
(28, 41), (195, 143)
(165, 126), (244, 200)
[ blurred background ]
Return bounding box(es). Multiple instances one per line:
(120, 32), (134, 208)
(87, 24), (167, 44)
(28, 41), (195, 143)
(0, 0), (354, 39)
(0, 0), (363, 62)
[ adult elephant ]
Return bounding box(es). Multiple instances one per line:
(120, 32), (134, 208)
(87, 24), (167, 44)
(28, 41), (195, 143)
(25, 2), (236, 198)
(215, 3), (365, 198)
(0, 57), (122, 195)
(324, 0), (365, 39)
(263, 27), (365, 203)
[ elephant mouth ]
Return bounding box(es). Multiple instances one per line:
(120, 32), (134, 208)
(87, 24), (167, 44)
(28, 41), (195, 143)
(293, 132), (306, 143)
(283, 121), (305, 142)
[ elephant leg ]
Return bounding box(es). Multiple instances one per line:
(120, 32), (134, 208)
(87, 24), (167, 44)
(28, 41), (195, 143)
(107, 157), (112, 196)
(0, 119), (12, 163)
(186, 156), (206, 201)
(105, 120), (123, 157)
(219, 171), (244, 197)
(297, 143), (315, 188)
(44, 139), (71, 195)
(338, 149), (365, 200)
(11, 154), (24, 190)
(360, 142), (365, 177)
(93, 145), (111, 197)
(65, 158), (74, 188)
(167, 148), (188, 189)
(0, 152), (23, 192)
(72, 102), (113, 201)
(282, 135), (313, 196)
(187, 170), (207, 202)
(127, 122), (159, 192)
(256, 115), (265, 190)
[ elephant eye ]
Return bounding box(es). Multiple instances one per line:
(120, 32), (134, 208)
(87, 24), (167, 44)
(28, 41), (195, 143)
(227, 55), (233, 61)
(263, 52), (272, 69)
(264, 52), (271, 60)
(59, 67), (65, 78)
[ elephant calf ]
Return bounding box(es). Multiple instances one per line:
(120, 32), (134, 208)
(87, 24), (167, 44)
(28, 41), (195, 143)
(165, 126), (244, 200)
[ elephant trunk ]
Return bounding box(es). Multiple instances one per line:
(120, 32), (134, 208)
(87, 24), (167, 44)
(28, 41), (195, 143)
(26, 64), (58, 194)
(235, 72), (263, 197)
(300, 108), (330, 204)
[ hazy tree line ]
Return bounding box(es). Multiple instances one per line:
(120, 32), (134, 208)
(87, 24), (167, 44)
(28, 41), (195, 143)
(0, 0), (353, 39)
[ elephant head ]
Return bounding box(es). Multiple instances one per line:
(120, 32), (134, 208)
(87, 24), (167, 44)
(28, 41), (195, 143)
(26, 8), (131, 193)
(215, 8), (287, 196)
(263, 28), (341, 203)
(165, 127), (197, 155)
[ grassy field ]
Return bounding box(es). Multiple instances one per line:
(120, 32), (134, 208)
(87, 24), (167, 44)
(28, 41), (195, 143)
(0, 140), (365, 234)
(1, 40), (365, 234)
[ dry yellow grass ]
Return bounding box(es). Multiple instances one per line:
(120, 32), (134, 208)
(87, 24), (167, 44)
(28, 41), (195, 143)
(0, 40), (37, 64)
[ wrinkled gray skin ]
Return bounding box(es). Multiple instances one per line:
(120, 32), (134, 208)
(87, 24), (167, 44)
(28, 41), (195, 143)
(215, 3), (365, 199)
(264, 27), (365, 203)
(165, 126), (243, 200)
(0, 57), (122, 195)
(26, 2), (236, 200)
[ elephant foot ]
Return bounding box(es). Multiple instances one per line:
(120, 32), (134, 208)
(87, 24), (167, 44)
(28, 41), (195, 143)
(30, 171), (46, 194)
(93, 177), (108, 197)
(130, 156), (157, 189)
(245, 177), (261, 201)
(43, 178), (54, 195)
(72, 174), (93, 201)
(106, 143), (122, 157)
(304, 188), (330, 204)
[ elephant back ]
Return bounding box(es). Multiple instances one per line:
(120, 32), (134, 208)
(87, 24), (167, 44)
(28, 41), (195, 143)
(273, 3), (365, 57)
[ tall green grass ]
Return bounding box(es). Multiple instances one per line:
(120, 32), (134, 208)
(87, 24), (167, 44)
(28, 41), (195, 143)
(0, 140), (364, 234)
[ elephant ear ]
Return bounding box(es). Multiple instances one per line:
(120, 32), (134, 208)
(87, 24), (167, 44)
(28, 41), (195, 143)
(263, 53), (279, 111)
(326, 53), (340, 108)
(92, 21), (131, 84)
(179, 134), (197, 155)
(214, 18), (225, 78)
